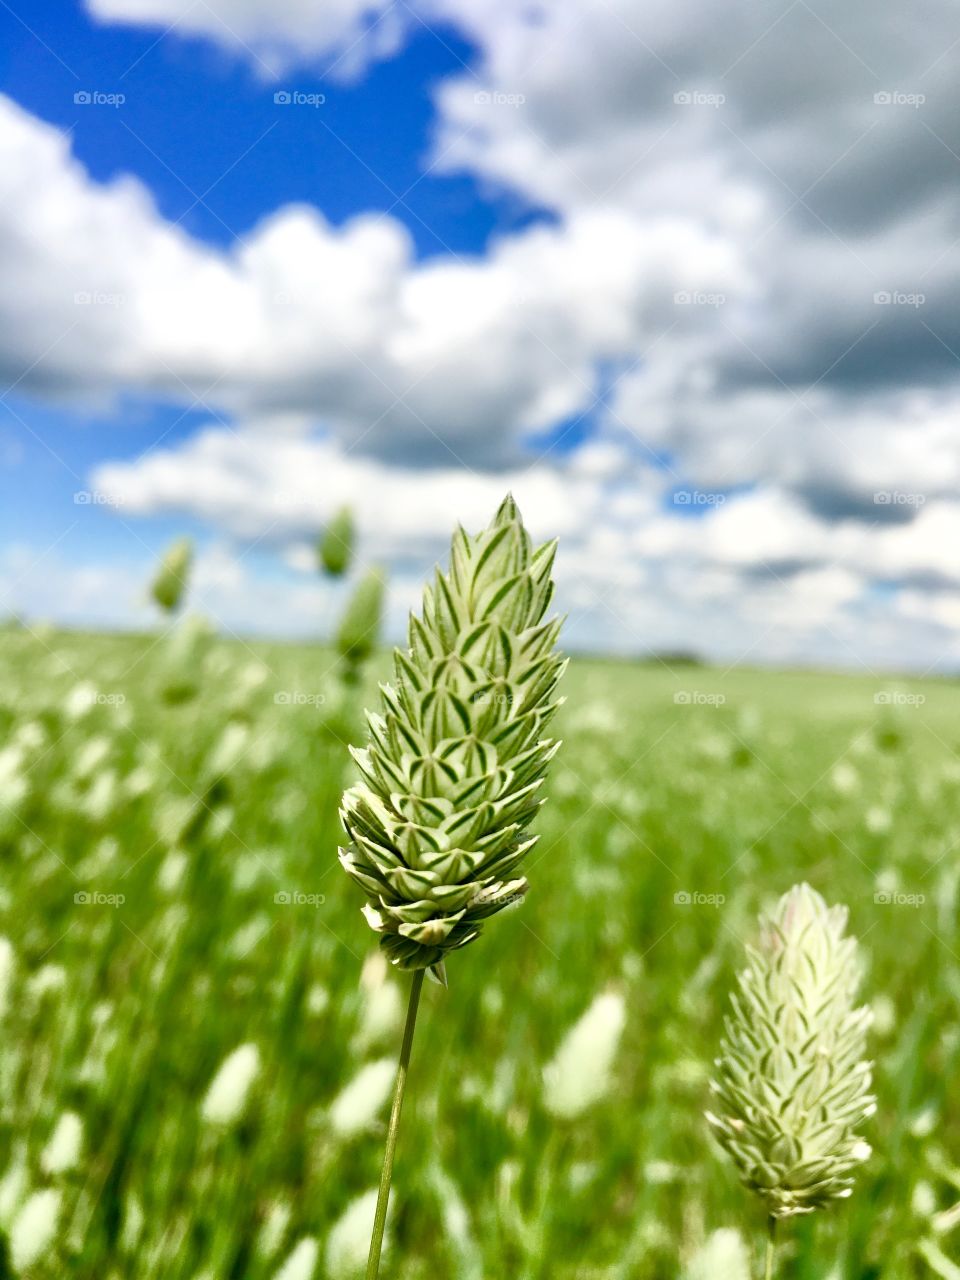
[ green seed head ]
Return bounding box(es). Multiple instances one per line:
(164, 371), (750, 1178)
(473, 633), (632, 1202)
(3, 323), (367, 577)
(150, 537), (193, 614)
(336, 566), (386, 676)
(338, 495), (565, 981)
(319, 506), (355, 578)
(706, 883), (876, 1219)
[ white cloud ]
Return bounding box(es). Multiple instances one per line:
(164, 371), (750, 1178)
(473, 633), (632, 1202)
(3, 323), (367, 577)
(0, 95), (743, 469)
(84, 0), (405, 75)
(84, 424), (960, 669)
(6, 0), (960, 667)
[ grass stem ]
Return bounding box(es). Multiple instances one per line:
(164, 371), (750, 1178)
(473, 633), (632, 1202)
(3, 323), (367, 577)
(764, 1217), (777, 1280)
(365, 968), (425, 1280)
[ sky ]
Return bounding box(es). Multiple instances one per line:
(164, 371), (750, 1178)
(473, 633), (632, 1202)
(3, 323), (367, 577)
(1, 0), (959, 670)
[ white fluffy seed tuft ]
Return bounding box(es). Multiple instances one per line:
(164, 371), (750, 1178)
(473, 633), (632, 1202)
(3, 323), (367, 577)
(41, 1112), (84, 1175)
(10, 1188), (62, 1271)
(201, 1042), (261, 1126)
(684, 1228), (750, 1280)
(328, 1059), (395, 1138)
(325, 1189), (381, 1279)
(542, 991), (626, 1119)
(272, 1236), (319, 1280)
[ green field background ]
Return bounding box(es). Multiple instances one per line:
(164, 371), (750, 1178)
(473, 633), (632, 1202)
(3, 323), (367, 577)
(0, 625), (956, 1278)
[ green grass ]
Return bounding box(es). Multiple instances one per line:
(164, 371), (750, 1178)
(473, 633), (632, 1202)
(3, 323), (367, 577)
(0, 624), (957, 1278)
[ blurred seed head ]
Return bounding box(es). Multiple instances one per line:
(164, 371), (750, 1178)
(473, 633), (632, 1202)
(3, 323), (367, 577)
(0, 1148), (28, 1232)
(335, 566), (385, 677)
(201, 1042), (261, 1128)
(273, 1236), (319, 1280)
(318, 506), (355, 578)
(10, 1188), (61, 1272)
(684, 1228), (750, 1280)
(256, 1200), (292, 1260)
(542, 991), (626, 1120)
(41, 1112), (84, 1176)
(325, 1189), (382, 1280)
(150, 537), (193, 614)
(328, 1058), (395, 1138)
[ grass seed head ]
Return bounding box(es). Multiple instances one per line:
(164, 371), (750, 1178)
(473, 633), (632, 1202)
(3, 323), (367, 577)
(338, 494), (565, 979)
(319, 506), (355, 577)
(326, 1188), (381, 1279)
(272, 1236), (319, 1280)
(706, 883), (876, 1219)
(150, 536), (193, 614)
(542, 991), (626, 1120)
(10, 1188), (61, 1272)
(41, 1111), (84, 1176)
(201, 1042), (261, 1128)
(328, 1058), (396, 1138)
(336, 566), (386, 678)
(684, 1227), (749, 1280)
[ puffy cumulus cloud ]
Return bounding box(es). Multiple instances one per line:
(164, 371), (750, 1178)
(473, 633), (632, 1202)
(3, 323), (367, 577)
(1, 81), (951, 526)
(91, 425), (663, 556)
(0, 95), (741, 468)
(86, 425), (960, 669)
(423, 0), (960, 516)
(428, 0), (956, 226)
(7, 0), (960, 667)
(74, 0), (960, 370)
(610, 378), (960, 522)
(83, 0), (405, 76)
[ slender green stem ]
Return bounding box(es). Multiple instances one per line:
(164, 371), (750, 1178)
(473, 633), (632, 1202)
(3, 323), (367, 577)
(519, 1130), (563, 1280)
(366, 968), (425, 1280)
(764, 1217), (777, 1280)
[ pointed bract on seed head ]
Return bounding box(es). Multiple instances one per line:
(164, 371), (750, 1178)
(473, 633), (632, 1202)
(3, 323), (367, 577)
(706, 883), (876, 1219)
(338, 495), (565, 978)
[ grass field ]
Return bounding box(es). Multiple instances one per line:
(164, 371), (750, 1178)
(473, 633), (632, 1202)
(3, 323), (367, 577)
(0, 621), (957, 1278)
